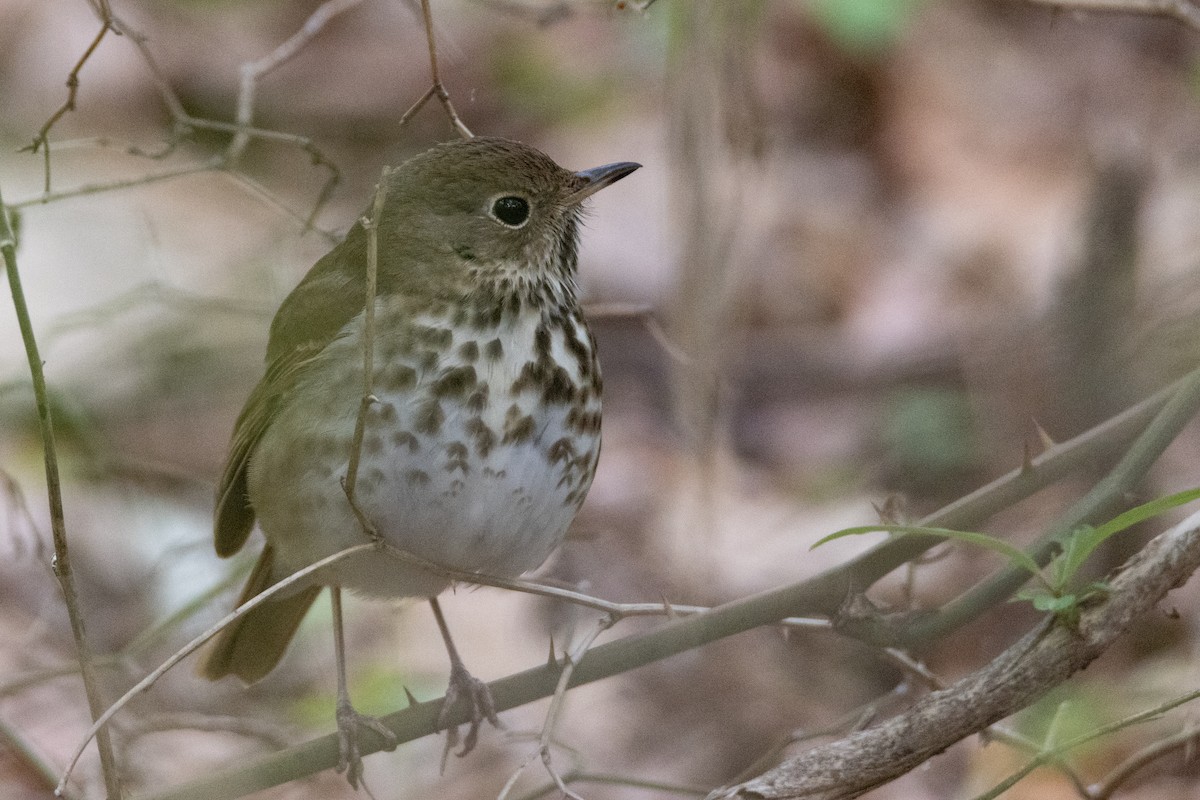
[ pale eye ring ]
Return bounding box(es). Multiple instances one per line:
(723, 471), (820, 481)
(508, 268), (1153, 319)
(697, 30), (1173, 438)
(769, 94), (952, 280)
(489, 195), (530, 228)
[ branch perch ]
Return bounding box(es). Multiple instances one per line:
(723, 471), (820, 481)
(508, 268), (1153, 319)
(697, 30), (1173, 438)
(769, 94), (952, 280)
(713, 508), (1200, 799)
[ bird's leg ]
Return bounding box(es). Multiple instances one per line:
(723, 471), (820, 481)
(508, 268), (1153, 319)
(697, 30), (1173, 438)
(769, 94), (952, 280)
(430, 596), (501, 769)
(331, 586), (397, 788)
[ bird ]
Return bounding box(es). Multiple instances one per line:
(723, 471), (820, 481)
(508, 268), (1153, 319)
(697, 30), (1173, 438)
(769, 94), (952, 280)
(198, 136), (639, 785)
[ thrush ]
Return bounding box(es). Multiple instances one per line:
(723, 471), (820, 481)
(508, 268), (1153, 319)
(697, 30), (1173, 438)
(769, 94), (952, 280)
(199, 137), (639, 784)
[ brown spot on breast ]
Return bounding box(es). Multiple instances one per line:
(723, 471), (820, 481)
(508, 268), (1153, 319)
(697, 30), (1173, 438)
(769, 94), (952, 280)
(392, 431), (420, 453)
(466, 417), (495, 457)
(473, 304), (503, 329)
(446, 442), (469, 474)
(414, 399), (444, 435)
(375, 402), (397, 423)
(565, 406), (602, 435)
(534, 325), (552, 360)
(380, 334), (415, 362)
(458, 341), (479, 362)
(503, 404), (536, 444)
(419, 350), (440, 372)
(512, 362), (534, 393)
(547, 437), (576, 464)
(432, 365), (477, 398)
(317, 435), (347, 459)
(378, 364), (417, 391)
(415, 326), (453, 348)
(540, 365), (577, 405)
(484, 338), (504, 360)
(362, 467), (386, 489)
(405, 468), (431, 486)
(466, 384), (489, 413)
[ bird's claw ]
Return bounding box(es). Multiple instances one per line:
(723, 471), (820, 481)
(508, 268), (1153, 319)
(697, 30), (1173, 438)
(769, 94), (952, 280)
(335, 700), (397, 788)
(437, 660), (501, 771)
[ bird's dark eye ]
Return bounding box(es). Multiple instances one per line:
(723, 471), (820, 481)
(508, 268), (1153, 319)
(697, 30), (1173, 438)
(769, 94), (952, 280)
(490, 196), (530, 227)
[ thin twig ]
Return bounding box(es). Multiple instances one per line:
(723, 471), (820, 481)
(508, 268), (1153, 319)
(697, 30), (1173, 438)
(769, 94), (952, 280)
(11, 161), (218, 209)
(1, 188), (122, 797)
(24, 3), (342, 224)
(492, 616), (608, 800)
(341, 170), (390, 529)
(538, 618), (612, 797)
(228, 0), (368, 164)
(55, 542), (377, 795)
(510, 771), (707, 800)
(109, 1), (343, 207)
(216, 171), (340, 243)
(1089, 724), (1200, 799)
(23, 17), (114, 191)
(969, 694), (1200, 800)
(0, 713), (76, 798)
(408, 0), (474, 138)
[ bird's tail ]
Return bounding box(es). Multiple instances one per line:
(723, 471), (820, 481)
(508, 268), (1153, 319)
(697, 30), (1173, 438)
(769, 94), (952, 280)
(198, 545), (321, 684)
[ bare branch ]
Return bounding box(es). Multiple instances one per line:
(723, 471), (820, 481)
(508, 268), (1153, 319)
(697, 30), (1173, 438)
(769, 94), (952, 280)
(403, 0), (474, 138)
(22, 16), (114, 191)
(228, 0), (368, 164)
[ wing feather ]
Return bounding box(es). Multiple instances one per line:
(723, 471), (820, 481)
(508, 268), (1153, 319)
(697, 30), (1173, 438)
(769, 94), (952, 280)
(212, 222), (373, 557)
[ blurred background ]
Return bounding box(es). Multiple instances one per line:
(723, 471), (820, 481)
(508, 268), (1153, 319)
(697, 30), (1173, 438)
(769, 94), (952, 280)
(5, 0), (1200, 797)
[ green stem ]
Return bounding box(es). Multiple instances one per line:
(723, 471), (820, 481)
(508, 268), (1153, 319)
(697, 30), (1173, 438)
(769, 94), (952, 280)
(1, 189), (123, 797)
(896, 363), (1200, 645)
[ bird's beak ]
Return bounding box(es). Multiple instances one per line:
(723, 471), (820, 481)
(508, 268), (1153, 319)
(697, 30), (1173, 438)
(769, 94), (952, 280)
(565, 161), (641, 205)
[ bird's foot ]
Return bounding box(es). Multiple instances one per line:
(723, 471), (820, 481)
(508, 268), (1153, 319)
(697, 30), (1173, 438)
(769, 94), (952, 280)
(335, 698), (397, 788)
(437, 659), (501, 770)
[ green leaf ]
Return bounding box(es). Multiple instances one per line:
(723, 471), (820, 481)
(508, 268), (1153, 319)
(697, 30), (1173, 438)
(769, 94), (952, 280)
(814, 524), (1044, 577)
(1030, 594), (1078, 614)
(1054, 487), (1200, 585)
